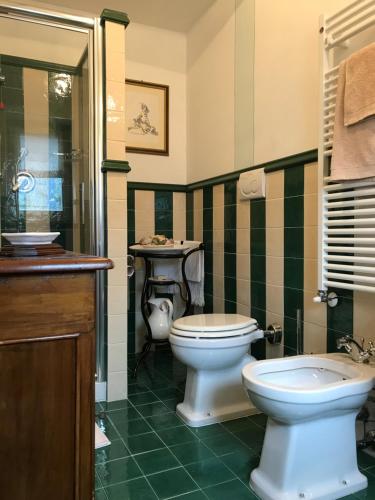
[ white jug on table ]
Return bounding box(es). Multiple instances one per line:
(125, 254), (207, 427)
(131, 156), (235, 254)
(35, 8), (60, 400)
(148, 298), (173, 339)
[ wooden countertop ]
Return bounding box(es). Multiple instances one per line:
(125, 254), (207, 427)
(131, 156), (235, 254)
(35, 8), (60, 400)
(0, 252), (113, 275)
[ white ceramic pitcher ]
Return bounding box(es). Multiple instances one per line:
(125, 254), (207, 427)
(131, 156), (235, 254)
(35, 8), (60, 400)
(148, 298), (173, 340)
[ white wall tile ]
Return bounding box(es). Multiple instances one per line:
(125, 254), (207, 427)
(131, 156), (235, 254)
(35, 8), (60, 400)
(107, 172), (127, 200)
(108, 314), (128, 344)
(108, 200), (126, 229)
(105, 21), (125, 54)
(107, 371), (127, 402)
(108, 285), (127, 315)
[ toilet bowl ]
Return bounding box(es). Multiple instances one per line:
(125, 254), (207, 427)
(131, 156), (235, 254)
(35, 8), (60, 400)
(169, 313), (264, 427)
(242, 355), (375, 500)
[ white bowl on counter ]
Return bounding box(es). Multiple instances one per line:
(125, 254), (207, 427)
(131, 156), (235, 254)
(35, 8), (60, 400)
(1, 232), (60, 246)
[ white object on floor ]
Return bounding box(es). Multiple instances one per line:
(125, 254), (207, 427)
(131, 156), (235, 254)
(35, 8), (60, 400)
(95, 423), (111, 449)
(169, 313), (264, 427)
(242, 354), (375, 500)
(1, 231), (60, 245)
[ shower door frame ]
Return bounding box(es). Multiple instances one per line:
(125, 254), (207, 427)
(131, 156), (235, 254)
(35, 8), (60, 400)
(0, 4), (107, 390)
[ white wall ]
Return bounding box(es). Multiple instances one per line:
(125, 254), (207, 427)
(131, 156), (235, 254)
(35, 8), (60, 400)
(186, 0), (353, 182)
(253, 0), (351, 165)
(125, 22), (187, 184)
(187, 0), (236, 184)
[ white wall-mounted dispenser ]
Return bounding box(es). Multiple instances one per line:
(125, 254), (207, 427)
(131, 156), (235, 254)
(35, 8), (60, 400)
(238, 168), (265, 200)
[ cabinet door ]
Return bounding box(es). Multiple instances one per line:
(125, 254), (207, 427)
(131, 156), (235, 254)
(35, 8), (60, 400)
(0, 334), (91, 500)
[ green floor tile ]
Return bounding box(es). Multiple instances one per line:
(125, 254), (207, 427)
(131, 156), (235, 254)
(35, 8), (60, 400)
(170, 441), (214, 465)
(248, 413), (267, 429)
(204, 478), (257, 499)
(220, 448), (260, 483)
(96, 456), (142, 486)
(152, 387), (184, 401)
(135, 447), (180, 475)
(157, 425), (198, 446)
(147, 467), (199, 499)
(115, 417), (152, 437)
(146, 412), (184, 431)
(233, 426), (265, 450)
(162, 398), (179, 411)
(169, 492), (207, 500)
(185, 457), (235, 488)
(96, 472), (103, 490)
(95, 489), (108, 500)
(221, 418), (257, 433)
(190, 424), (229, 440)
(128, 383), (149, 395)
(358, 450), (375, 470)
(95, 439), (130, 464)
(129, 391), (159, 406)
(107, 406), (142, 423)
(203, 433), (244, 456)
(95, 351), (375, 500)
(124, 431), (165, 455)
(136, 402), (171, 418)
(103, 399), (133, 412)
(354, 470), (375, 498)
(105, 477), (157, 500)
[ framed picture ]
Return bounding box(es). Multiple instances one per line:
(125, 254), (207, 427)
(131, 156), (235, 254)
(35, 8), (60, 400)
(125, 79), (169, 156)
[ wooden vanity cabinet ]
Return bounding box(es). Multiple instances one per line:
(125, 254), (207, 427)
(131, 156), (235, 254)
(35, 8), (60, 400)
(0, 253), (112, 500)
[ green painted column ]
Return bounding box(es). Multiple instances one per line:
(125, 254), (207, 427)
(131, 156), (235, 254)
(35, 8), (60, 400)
(283, 165), (304, 355)
(250, 198), (266, 359)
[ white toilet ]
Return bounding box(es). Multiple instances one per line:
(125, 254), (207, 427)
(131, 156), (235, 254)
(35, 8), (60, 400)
(242, 354), (375, 500)
(169, 313), (264, 427)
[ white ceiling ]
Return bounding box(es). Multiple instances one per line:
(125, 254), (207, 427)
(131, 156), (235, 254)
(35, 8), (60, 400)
(37, 0), (217, 32)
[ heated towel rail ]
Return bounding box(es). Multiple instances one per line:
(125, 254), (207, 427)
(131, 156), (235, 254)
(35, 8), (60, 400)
(318, 0), (375, 294)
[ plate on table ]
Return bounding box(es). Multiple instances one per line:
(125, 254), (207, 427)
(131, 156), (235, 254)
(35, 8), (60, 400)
(1, 232), (60, 246)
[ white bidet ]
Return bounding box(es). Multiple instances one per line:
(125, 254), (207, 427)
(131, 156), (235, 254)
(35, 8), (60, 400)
(242, 355), (374, 500)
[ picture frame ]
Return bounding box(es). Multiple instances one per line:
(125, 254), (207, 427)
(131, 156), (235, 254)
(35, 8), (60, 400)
(125, 79), (169, 156)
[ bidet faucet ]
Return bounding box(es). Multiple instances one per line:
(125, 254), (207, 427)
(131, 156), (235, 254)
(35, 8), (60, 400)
(336, 336), (371, 363)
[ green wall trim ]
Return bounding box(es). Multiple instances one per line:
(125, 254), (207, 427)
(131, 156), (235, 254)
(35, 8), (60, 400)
(100, 9), (130, 27)
(186, 149), (318, 191)
(126, 150), (318, 192)
(263, 149), (318, 173)
(101, 160), (131, 173)
(1, 54), (78, 75)
(128, 182), (186, 192)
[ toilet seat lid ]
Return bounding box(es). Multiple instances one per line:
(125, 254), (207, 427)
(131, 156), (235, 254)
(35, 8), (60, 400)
(171, 314), (258, 338)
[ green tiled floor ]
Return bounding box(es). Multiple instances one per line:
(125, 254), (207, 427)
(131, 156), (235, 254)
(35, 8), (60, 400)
(95, 349), (375, 500)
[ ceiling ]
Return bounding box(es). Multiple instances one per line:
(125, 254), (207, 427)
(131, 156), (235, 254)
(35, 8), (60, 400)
(37, 0), (217, 32)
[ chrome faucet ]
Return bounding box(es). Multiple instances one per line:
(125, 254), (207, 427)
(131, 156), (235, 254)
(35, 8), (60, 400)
(336, 336), (371, 363)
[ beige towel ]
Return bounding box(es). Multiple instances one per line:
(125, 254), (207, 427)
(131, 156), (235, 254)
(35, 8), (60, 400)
(344, 42), (375, 126)
(330, 61), (375, 181)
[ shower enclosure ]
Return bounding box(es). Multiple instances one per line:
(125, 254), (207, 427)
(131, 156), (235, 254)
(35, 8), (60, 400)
(0, 5), (107, 392)
(0, 15), (92, 249)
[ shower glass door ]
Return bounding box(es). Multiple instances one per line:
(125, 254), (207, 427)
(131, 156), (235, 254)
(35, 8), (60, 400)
(0, 16), (92, 253)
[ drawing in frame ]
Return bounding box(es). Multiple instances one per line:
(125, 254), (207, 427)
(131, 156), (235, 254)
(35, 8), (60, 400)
(125, 79), (169, 155)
